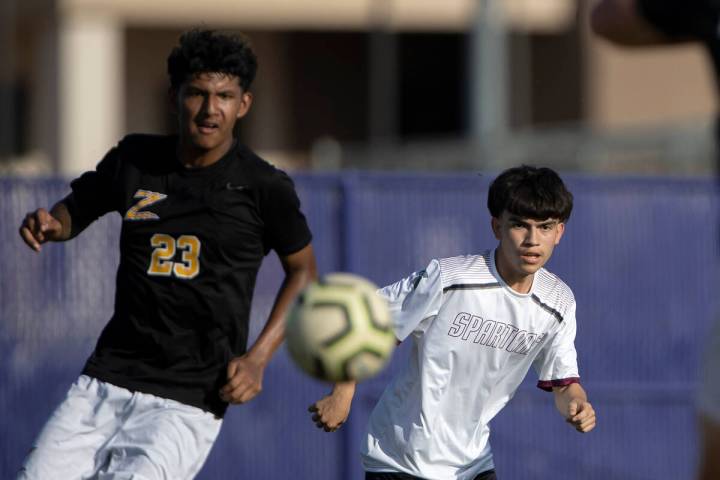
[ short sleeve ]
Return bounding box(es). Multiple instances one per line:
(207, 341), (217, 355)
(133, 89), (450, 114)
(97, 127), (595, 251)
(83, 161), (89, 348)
(261, 171), (312, 256)
(378, 259), (444, 341)
(64, 147), (123, 234)
(637, 0), (720, 41)
(533, 302), (580, 391)
(698, 318), (720, 422)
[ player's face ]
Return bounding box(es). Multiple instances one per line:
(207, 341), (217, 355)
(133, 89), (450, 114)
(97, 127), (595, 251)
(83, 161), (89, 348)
(173, 72), (252, 158)
(492, 211), (565, 292)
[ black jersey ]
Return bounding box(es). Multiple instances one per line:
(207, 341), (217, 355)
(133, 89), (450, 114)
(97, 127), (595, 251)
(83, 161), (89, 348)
(64, 134), (312, 417)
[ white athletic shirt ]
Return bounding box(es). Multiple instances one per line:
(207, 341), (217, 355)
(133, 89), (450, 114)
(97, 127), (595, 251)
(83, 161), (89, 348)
(698, 318), (720, 423)
(362, 250), (580, 479)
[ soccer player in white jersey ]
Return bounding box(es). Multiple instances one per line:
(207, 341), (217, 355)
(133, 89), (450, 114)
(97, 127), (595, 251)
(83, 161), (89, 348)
(316, 165), (596, 479)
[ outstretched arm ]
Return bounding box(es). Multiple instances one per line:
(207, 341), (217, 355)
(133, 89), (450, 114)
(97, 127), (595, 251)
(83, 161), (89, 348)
(220, 243), (317, 404)
(308, 381), (356, 432)
(307, 341), (403, 432)
(698, 415), (720, 480)
(590, 0), (678, 46)
(553, 383), (596, 433)
(19, 201), (73, 252)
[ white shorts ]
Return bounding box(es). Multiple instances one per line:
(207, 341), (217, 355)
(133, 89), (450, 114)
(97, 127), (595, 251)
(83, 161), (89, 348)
(17, 375), (222, 480)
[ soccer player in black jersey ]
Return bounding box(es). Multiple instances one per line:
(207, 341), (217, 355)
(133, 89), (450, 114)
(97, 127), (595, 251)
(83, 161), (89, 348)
(591, 2), (720, 478)
(17, 29), (351, 479)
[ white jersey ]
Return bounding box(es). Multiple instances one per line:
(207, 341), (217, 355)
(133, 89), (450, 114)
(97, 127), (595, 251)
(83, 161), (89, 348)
(362, 250), (580, 480)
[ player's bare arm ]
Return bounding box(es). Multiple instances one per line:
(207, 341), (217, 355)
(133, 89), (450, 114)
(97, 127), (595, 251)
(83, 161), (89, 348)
(309, 380), (356, 432)
(698, 415), (720, 480)
(590, 0), (678, 46)
(553, 383), (596, 433)
(220, 243), (317, 404)
(19, 201), (73, 252)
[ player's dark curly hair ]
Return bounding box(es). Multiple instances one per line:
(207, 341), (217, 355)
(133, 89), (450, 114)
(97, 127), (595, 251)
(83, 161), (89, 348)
(487, 165), (573, 222)
(167, 29), (258, 91)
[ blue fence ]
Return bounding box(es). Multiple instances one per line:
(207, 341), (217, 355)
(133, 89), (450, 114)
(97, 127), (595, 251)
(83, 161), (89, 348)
(0, 173), (717, 479)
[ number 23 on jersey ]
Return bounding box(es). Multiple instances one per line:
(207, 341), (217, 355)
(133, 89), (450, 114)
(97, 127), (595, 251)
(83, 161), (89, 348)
(147, 234), (201, 279)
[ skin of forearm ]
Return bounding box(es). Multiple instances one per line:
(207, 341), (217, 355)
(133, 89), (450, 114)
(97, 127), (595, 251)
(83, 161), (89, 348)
(699, 415), (720, 480)
(590, 0), (681, 46)
(332, 381), (356, 396)
(246, 278), (303, 364)
(247, 250), (316, 365)
(554, 383), (587, 416)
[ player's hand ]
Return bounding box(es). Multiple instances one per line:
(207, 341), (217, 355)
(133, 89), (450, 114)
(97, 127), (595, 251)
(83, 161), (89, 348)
(565, 399), (596, 433)
(308, 383), (354, 432)
(220, 354), (266, 404)
(19, 208), (64, 252)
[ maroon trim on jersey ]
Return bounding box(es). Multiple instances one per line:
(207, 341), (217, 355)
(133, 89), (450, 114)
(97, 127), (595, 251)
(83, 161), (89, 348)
(537, 377), (580, 392)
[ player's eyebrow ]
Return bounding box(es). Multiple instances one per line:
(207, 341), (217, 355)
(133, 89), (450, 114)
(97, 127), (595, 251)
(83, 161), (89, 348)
(183, 85), (206, 94)
(537, 219), (558, 227)
(507, 215), (530, 225)
(508, 215), (558, 227)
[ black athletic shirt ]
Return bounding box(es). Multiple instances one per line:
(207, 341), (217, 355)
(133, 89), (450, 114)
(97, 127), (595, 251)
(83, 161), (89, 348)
(64, 134), (312, 417)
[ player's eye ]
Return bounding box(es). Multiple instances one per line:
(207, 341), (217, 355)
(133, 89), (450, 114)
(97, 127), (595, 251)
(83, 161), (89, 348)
(185, 86), (207, 96)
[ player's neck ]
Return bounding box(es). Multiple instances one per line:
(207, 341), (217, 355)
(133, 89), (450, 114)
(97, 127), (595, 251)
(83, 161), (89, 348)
(494, 249), (534, 294)
(176, 137), (234, 169)
(501, 272), (534, 294)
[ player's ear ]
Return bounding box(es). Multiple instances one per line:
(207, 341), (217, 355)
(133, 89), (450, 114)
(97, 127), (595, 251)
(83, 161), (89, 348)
(236, 91), (253, 119)
(168, 88), (179, 115)
(554, 222), (565, 245)
(491, 217), (501, 240)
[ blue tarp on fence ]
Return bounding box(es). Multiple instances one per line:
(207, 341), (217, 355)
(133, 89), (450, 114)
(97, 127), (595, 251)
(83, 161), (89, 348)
(1, 173), (717, 479)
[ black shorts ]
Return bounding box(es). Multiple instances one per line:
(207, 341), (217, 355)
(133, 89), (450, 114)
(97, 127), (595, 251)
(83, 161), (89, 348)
(365, 469), (497, 480)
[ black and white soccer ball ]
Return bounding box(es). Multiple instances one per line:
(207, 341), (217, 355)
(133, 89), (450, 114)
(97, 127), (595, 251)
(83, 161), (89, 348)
(286, 273), (395, 382)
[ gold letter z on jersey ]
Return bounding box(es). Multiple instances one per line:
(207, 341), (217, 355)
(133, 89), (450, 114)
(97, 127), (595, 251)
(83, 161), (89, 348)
(125, 190), (168, 221)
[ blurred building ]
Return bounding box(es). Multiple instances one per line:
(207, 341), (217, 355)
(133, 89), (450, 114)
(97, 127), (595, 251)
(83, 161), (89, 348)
(1, 0), (716, 175)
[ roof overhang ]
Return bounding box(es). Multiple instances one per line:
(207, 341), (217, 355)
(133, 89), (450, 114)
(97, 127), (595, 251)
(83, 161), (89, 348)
(54, 0), (576, 32)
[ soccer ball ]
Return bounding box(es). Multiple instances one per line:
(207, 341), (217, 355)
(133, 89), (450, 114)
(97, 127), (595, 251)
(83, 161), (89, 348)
(286, 273), (395, 382)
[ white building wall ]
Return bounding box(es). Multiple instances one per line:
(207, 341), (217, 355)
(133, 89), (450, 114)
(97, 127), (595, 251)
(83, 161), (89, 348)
(59, 12), (124, 175)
